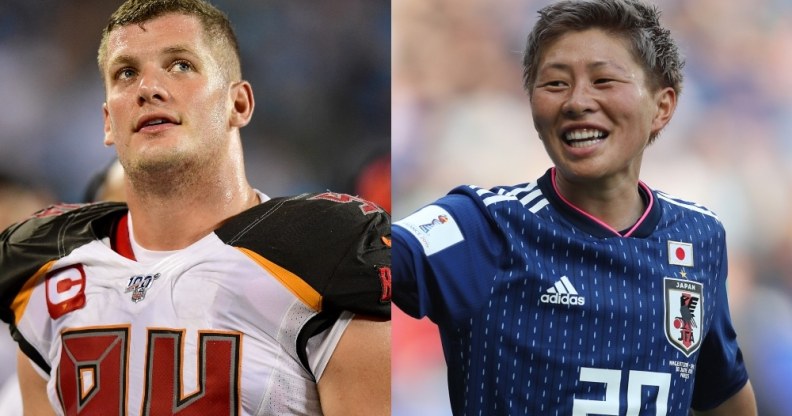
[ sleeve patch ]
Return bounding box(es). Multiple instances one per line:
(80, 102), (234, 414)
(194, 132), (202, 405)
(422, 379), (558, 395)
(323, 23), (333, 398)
(45, 264), (87, 320)
(395, 205), (464, 256)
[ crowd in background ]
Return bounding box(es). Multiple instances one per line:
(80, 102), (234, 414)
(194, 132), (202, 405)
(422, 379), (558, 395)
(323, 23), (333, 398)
(393, 0), (792, 415)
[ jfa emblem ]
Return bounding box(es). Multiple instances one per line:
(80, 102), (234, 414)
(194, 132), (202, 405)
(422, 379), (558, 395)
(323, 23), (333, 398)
(124, 273), (161, 303)
(663, 277), (703, 356)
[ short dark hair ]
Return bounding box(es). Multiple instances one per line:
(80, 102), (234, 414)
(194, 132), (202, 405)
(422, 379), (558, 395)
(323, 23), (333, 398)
(522, 0), (684, 96)
(97, 0), (242, 81)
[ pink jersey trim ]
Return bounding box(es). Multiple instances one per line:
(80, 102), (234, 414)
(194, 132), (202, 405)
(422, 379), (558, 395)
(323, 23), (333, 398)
(550, 168), (654, 237)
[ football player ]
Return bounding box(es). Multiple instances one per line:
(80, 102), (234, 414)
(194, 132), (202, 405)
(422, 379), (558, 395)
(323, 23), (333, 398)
(0, 0), (390, 415)
(392, 0), (756, 414)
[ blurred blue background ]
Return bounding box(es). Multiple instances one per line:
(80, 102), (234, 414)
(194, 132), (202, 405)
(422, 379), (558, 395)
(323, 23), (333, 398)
(0, 0), (389, 412)
(392, 0), (792, 415)
(0, 0), (390, 202)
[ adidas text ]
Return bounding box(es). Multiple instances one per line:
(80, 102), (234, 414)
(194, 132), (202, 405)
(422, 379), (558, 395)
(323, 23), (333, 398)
(540, 293), (586, 305)
(541, 276), (586, 306)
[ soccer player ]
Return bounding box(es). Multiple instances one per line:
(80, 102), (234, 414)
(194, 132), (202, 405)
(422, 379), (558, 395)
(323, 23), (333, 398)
(392, 0), (756, 415)
(0, 0), (391, 415)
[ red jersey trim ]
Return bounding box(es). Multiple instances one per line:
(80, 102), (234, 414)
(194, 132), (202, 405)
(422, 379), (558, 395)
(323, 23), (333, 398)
(112, 214), (136, 261)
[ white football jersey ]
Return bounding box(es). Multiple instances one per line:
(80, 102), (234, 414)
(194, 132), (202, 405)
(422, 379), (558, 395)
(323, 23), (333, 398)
(0, 193), (391, 415)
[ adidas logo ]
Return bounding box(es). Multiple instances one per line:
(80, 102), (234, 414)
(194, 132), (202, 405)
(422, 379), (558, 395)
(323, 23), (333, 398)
(540, 276), (586, 306)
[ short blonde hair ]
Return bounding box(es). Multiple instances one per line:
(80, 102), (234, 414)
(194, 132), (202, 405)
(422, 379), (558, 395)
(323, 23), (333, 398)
(97, 0), (242, 82)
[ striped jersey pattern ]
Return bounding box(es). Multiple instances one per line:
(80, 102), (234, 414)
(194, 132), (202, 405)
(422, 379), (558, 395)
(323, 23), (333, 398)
(393, 168), (748, 416)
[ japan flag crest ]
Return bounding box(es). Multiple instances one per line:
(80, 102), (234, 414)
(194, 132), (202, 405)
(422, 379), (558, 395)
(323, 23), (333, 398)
(668, 241), (694, 267)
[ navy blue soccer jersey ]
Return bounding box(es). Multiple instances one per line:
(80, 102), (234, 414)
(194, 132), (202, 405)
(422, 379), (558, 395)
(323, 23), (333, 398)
(393, 168), (749, 415)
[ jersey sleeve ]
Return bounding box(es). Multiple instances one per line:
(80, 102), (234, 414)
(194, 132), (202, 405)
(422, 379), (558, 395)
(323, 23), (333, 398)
(690, 240), (750, 410)
(216, 192), (391, 319)
(0, 203), (126, 325)
(0, 202), (127, 372)
(392, 190), (507, 325)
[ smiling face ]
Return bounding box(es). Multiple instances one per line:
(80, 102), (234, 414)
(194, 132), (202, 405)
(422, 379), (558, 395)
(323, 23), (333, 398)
(530, 28), (676, 186)
(101, 13), (243, 186)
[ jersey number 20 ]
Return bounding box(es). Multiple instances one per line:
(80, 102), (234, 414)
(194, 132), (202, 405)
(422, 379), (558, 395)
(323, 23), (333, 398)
(572, 367), (671, 415)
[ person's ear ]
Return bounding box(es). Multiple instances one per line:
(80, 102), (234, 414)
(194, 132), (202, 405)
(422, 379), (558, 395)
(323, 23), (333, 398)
(229, 81), (255, 128)
(650, 86), (677, 136)
(103, 102), (115, 146)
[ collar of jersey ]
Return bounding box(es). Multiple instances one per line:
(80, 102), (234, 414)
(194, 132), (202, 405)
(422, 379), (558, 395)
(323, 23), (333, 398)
(537, 168), (661, 239)
(110, 190), (269, 262)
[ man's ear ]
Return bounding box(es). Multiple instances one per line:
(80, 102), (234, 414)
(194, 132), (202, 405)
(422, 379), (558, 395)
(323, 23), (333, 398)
(229, 81), (255, 128)
(103, 102), (115, 147)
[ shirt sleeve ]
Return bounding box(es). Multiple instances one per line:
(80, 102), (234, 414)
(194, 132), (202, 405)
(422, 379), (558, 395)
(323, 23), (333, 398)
(392, 193), (507, 326)
(690, 244), (750, 410)
(306, 311), (355, 381)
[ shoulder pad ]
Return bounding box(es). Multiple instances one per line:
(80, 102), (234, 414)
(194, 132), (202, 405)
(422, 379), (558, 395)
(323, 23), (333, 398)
(216, 193), (391, 318)
(0, 202), (127, 324)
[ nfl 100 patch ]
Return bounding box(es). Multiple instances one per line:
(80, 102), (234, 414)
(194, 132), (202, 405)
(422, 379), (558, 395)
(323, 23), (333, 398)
(124, 273), (161, 303)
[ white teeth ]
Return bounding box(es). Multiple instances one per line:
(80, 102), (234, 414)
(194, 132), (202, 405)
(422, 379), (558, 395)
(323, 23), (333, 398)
(568, 139), (601, 148)
(564, 129), (605, 142)
(146, 119), (166, 126)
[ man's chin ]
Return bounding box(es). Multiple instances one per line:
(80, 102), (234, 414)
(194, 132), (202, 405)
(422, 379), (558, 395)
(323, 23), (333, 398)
(127, 152), (189, 173)
(125, 155), (196, 190)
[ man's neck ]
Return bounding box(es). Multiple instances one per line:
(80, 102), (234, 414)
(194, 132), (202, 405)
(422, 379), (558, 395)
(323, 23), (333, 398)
(125, 177), (258, 251)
